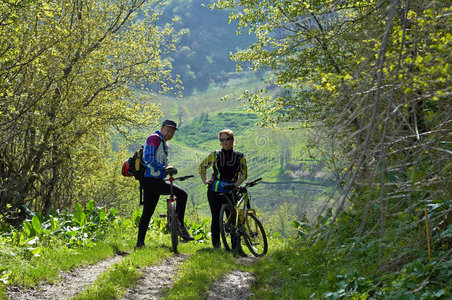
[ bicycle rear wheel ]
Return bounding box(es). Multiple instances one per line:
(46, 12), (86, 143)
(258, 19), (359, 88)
(219, 204), (236, 252)
(169, 201), (179, 253)
(243, 212), (268, 257)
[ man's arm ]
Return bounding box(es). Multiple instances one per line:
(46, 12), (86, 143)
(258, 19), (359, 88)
(144, 134), (165, 173)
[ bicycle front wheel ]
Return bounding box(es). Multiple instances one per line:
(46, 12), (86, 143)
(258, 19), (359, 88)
(169, 201), (179, 253)
(219, 204), (236, 252)
(243, 212), (268, 257)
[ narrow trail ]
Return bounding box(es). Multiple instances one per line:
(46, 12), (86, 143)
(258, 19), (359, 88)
(207, 270), (256, 299)
(207, 256), (258, 300)
(6, 253), (259, 299)
(6, 255), (126, 300)
(121, 253), (188, 299)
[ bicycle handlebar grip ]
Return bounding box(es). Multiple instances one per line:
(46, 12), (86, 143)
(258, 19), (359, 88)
(179, 175), (194, 181)
(247, 177), (262, 187)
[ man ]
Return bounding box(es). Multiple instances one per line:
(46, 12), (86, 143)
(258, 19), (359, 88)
(135, 119), (194, 248)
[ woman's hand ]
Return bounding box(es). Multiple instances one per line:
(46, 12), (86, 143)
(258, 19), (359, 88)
(200, 173), (212, 185)
(234, 179), (244, 189)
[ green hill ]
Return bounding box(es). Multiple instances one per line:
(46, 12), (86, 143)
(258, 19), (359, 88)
(158, 110), (335, 237)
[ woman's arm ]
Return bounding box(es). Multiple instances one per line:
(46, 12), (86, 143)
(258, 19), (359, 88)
(235, 154), (248, 188)
(200, 172), (213, 185)
(199, 152), (216, 184)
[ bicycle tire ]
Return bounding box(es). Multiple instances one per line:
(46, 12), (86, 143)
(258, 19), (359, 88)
(243, 212), (268, 257)
(169, 201), (179, 253)
(219, 203), (236, 252)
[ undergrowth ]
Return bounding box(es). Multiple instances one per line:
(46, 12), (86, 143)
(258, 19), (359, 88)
(1, 196), (450, 299)
(246, 203), (451, 299)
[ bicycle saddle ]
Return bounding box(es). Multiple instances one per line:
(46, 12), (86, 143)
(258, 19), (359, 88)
(164, 166), (178, 176)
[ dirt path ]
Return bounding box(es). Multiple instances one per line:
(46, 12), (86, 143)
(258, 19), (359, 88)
(6, 255), (126, 300)
(6, 253), (258, 300)
(207, 270), (256, 299)
(121, 254), (188, 299)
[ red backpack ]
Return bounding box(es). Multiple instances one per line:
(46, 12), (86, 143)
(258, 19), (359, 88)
(121, 146), (145, 180)
(121, 146), (145, 205)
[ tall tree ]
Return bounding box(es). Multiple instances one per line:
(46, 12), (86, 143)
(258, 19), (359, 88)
(0, 0), (180, 222)
(212, 0), (451, 263)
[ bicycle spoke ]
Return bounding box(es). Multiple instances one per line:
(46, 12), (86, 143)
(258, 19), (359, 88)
(220, 204), (236, 252)
(243, 212), (267, 257)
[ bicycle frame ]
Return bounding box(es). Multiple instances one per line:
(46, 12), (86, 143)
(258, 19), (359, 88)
(167, 175), (176, 205)
(230, 188), (255, 228)
(225, 178), (261, 227)
(219, 177), (267, 256)
(164, 172), (194, 208)
(160, 167), (193, 253)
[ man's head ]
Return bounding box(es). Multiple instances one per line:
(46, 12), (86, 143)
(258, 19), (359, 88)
(160, 119), (178, 141)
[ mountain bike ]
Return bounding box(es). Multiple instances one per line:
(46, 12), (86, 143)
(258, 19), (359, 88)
(159, 166), (193, 253)
(219, 178), (268, 257)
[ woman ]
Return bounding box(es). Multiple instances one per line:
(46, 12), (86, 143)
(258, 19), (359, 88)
(199, 129), (248, 251)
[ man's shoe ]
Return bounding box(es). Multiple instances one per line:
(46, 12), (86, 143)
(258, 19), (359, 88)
(134, 244), (145, 250)
(179, 226), (195, 241)
(134, 238), (145, 250)
(236, 247), (248, 257)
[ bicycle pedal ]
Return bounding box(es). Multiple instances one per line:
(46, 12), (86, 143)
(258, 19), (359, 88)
(159, 213), (167, 218)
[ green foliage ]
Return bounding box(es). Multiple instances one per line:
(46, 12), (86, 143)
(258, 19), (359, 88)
(163, 249), (237, 299)
(185, 219), (209, 243)
(157, 0), (257, 96)
(0, 201), (123, 289)
(250, 231), (451, 299)
(209, 0), (452, 297)
(74, 258), (142, 300)
(0, 0), (175, 221)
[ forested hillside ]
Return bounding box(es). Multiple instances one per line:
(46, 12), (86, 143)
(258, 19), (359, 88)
(157, 0), (258, 96)
(1, 0), (451, 299)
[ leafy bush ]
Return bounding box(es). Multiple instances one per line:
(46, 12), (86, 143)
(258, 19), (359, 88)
(0, 201), (120, 286)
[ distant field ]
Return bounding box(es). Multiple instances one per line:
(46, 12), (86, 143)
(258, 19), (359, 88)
(165, 111), (334, 219)
(151, 72), (269, 121)
(117, 75), (335, 236)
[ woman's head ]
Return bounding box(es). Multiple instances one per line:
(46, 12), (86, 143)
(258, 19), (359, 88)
(218, 129), (234, 150)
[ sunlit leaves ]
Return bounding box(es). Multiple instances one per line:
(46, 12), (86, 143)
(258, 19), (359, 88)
(211, 0), (452, 296)
(0, 0), (179, 215)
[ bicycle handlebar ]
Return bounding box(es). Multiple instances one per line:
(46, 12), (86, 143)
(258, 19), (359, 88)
(166, 175), (194, 181)
(223, 178), (262, 192)
(245, 177), (262, 187)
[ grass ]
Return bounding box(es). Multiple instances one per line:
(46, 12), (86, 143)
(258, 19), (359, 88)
(248, 240), (331, 299)
(163, 248), (237, 299)
(0, 224), (134, 289)
(74, 229), (287, 300)
(74, 243), (173, 299)
(4, 208), (445, 299)
(74, 226), (223, 299)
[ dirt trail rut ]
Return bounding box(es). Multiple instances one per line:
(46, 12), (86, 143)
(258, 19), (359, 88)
(6, 255), (126, 300)
(122, 254), (188, 299)
(207, 269), (256, 299)
(6, 253), (258, 299)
